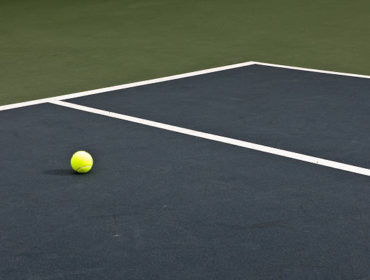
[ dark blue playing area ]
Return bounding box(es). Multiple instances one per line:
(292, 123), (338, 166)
(1, 64), (369, 279)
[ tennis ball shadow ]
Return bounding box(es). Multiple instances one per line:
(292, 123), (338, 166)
(43, 169), (75, 176)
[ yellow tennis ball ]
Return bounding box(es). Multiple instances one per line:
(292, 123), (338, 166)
(70, 151), (93, 174)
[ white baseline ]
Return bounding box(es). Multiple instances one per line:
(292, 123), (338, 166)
(1, 61), (369, 112)
(50, 100), (370, 177)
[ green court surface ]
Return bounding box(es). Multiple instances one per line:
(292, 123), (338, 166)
(1, 0), (369, 106)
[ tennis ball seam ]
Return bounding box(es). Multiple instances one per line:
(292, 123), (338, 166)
(76, 165), (92, 172)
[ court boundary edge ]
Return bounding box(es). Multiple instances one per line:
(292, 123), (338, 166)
(0, 61), (255, 111)
(1, 61), (369, 112)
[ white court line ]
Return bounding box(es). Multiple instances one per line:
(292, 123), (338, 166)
(0, 61), (255, 111)
(253, 61), (370, 79)
(1, 60), (369, 112)
(50, 100), (370, 177)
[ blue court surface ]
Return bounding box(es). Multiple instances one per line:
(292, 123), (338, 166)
(1, 62), (369, 279)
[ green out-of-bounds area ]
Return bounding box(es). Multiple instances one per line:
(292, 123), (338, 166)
(1, 0), (369, 106)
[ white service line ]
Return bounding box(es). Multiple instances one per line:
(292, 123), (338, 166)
(0, 61), (256, 112)
(50, 100), (370, 177)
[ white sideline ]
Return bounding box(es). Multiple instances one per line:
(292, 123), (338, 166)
(1, 60), (369, 112)
(0, 61), (255, 111)
(50, 100), (370, 177)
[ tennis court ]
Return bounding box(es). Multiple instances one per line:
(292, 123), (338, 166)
(1, 62), (369, 279)
(2, 1), (370, 279)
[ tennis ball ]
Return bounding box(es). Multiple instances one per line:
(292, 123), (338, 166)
(71, 151), (93, 174)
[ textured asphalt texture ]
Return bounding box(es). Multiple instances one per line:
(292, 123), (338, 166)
(1, 66), (370, 279)
(69, 65), (370, 169)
